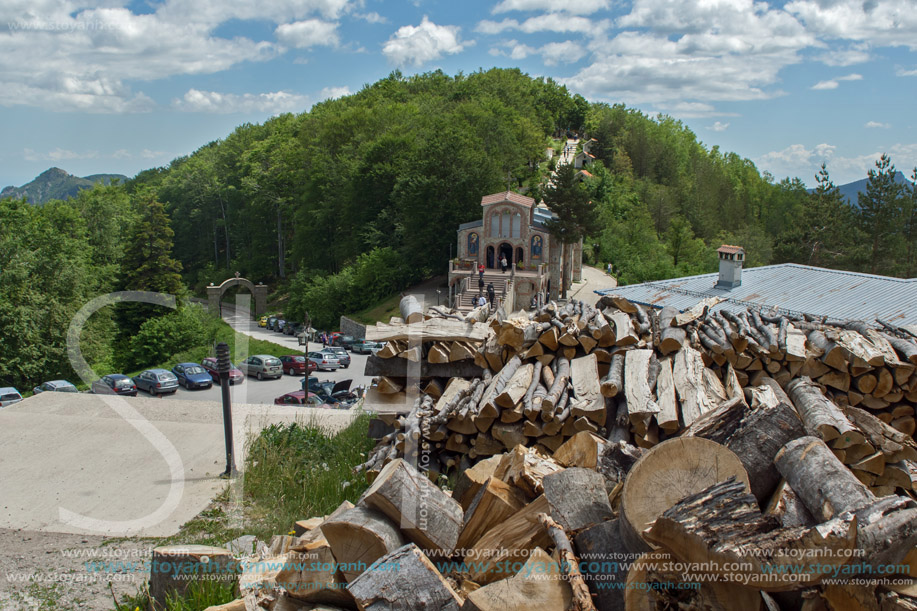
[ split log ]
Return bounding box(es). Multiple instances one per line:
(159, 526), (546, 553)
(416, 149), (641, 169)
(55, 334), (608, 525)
(624, 349), (659, 432)
(359, 458), (463, 554)
(657, 306), (686, 355)
(457, 477), (526, 549)
(673, 296), (724, 326)
(321, 505), (406, 582)
(654, 357), (680, 433)
(150, 545), (236, 606)
(453, 455), (503, 510)
(542, 357), (571, 413)
(492, 445), (563, 499)
(552, 431), (606, 469)
(495, 362), (534, 410)
(673, 344), (719, 426)
(610, 311), (638, 346)
(491, 421), (526, 450)
(466, 495), (552, 584)
(808, 330), (848, 372)
(765, 479), (818, 528)
(461, 548), (573, 611)
(881, 332), (917, 365)
(450, 340), (477, 362)
(543, 467), (614, 532)
(347, 543), (462, 610)
(620, 437), (750, 554)
(573, 519), (628, 611)
(365, 354), (484, 379)
(570, 354), (606, 426)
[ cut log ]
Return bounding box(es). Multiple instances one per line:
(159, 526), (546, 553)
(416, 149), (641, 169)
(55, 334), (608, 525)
(271, 541), (354, 606)
(658, 306), (686, 355)
(774, 436), (874, 521)
(673, 297), (724, 326)
(808, 330), (848, 372)
(537, 513), (598, 611)
(681, 396), (750, 445)
(365, 354), (484, 379)
(368, 319), (490, 342)
(460, 548), (573, 611)
(573, 519), (628, 611)
(150, 545), (236, 606)
(600, 352), (625, 398)
(450, 340), (478, 362)
(785, 323), (808, 361)
(786, 376), (864, 449)
(541, 357), (571, 413)
(359, 458), (463, 554)
(765, 479), (818, 528)
(457, 477), (526, 550)
(726, 400), (808, 504)
(543, 467), (613, 532)
(321, 505), (406, 582)
(491, 421), (526, 450)
(347, 543), (462, 610)
(620, 437), (750, 553)
(610, 311), (638, 346)
(624, 349), (660, 431)
(842, 406), (917, 462)
(492, 445), (563, 499)
(495, 363), (534, 409)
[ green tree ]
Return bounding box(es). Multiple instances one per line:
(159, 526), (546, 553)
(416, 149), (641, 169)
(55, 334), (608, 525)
(858, 153), (904, 275)
(544, 162), (601, 297)
(901, 168), (917, 277)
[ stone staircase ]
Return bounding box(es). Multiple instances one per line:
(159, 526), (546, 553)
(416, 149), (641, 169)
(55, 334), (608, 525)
(455, 272), (510, 313)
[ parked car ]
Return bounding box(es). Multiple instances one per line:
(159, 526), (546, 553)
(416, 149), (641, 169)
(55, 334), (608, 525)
(321, 347), (350, 369)
(274, 390), (340, 408)
(274, 319), (287, 333)
(259, 316), (268, 327)
(351, 339), (383, 354)
(283, 322), (300, 336)
(91, 374), (138, 396)
(132, 369), (179, 395)
(33, 380), (78, 394)
(200, 357), (245, 385)
(279, 355), (315, 376)
(307, 351), (341, 371)
(266, 316), (279, 330)
(238, 355), (283, 380)
(331, 334), (355, 350)
(171, 363), (213, 390)
(0, 387), (23, 407)
(301, 378), (358, 406)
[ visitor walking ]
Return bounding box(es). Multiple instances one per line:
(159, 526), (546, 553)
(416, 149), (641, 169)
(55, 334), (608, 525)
(478, 274), (485, 293)
(486, 282), (495, 307)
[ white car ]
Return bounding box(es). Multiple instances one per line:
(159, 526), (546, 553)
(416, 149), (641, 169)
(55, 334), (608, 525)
(0, 387), (23, 407)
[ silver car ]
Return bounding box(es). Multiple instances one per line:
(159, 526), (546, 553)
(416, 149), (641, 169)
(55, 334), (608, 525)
(0, 387), (23, 407)
(132, 369), (179, 395)
(239, 355), (283, 380)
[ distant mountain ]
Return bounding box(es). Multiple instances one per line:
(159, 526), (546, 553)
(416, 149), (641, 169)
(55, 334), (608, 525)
(0, 168), (128, 205)
(826, 171), (912, 206)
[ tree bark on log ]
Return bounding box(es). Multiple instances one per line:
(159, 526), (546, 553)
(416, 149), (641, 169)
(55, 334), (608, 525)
(321, 505), (406, 582)
(536, 513), (598, 611)
(347, 543), (462, 610)
(399, 294), (424, 324)
(600, 353), (624, 398)
(570, 354), (606, 426)
(786, 377), (864, 449)
(543, 467), (614, 532)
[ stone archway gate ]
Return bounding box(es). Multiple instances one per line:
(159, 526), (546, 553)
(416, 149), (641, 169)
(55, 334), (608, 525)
(206, 274), (268, 318)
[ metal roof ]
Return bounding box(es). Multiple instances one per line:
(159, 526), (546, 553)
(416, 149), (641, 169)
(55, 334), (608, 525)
(458, 220), (483, 231)
(595, 263), (917, 326)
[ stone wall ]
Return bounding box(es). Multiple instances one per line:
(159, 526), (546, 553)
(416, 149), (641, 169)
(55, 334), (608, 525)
(339, 316), (366, 339)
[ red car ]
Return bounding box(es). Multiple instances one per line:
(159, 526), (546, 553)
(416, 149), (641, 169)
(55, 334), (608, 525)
(279, 355), (317, 376)
(200, 357), (245, 385)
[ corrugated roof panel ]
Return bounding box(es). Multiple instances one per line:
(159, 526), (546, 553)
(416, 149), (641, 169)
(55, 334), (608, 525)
(595, 263), (916, 326)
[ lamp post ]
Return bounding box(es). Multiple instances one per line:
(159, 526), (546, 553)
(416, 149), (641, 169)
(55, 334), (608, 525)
(216, 342), (237, 478)
(299, 312), (311, 396)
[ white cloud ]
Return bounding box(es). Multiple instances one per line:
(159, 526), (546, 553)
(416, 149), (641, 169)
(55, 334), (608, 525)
(320, 86), (351, 100)
(492, 0), (610, 15)
(172, 89), (310, 114)
(477, 14), (600, 35)
(355, 11), (386, 24)
(817, 44), (871, 66)
(785, 0), (917, 50)
(275, 19), (340, 48)
(24, 147), (99, 162)
(382, 16), (469, 67)
(812, 73), (861, 89)
(897, 66), (917, 77)
(541, 40), (586, 66)
(753, 143), (917, 185)
(711, 121), (729, 132)
(156, 0), (353, 26)
(865, 121), (890, 129)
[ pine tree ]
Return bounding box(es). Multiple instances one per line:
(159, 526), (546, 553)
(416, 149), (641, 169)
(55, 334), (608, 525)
(543, 162), (600, 298)
(858, 154), (904, 275)
(117, 190), (185, 338)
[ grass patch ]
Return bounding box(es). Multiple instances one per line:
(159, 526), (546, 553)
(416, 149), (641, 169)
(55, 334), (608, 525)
(112, 579), (237, 611)
(349, 291), (403, 326)
(242, 410), (376, 540)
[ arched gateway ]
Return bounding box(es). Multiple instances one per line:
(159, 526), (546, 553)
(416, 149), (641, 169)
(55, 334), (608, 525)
(206, 273), (269, 317)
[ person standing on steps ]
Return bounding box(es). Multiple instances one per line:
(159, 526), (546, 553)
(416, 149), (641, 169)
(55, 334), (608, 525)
(500, 254), (508, 273)
(478, 263), (485, 282)
(486, 282), (495, 307)
(478, 273), (485, 293)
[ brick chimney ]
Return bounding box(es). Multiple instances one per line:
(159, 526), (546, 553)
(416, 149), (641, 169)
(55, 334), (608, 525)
(715, 245), (745, 289)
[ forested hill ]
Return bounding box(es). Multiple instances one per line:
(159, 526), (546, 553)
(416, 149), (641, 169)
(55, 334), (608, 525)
(1, 167), (127, 204)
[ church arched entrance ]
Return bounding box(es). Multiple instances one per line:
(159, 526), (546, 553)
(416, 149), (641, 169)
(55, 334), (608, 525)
(486, 245), (495, 269)
(499, 243), (513, 268)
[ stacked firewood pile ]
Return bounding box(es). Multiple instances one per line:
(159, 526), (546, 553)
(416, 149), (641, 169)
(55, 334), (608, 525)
(360, 295), (917, 499)
(205, 295), (917, 611)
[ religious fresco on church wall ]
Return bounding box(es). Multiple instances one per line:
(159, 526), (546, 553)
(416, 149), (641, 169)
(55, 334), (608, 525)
(468, 232), (479, 256)
(531, 234), (543, 260)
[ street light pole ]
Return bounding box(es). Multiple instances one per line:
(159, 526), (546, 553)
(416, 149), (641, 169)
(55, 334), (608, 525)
(216, 342), (237, 478)
(301, 312), (311, 397)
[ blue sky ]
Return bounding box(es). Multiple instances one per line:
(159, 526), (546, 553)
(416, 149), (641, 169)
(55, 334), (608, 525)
(1, 0), (915, 190)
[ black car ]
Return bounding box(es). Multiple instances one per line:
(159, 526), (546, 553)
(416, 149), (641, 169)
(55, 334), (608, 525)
(91, 374), (137, 396)
(301, 378), (358, 406)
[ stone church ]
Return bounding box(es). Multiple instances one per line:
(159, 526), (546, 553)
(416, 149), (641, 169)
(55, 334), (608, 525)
(449, 190), (582, 308)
